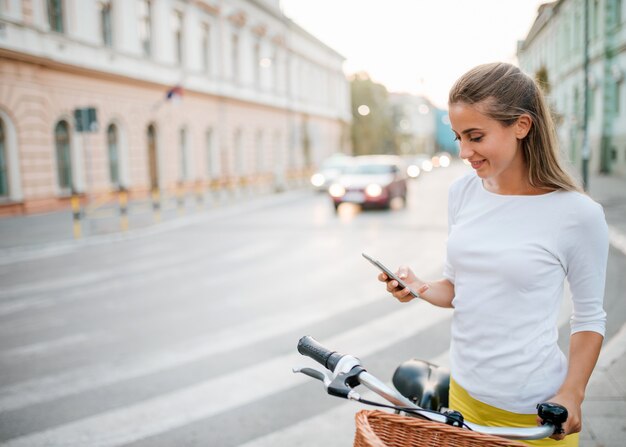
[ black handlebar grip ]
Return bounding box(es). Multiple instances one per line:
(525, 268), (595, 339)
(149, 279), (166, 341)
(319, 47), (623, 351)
(297, 336), (345, 372)
(537, 402), (568, 434)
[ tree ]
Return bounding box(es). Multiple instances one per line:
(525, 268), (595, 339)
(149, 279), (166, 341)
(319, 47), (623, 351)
(350, 72), (395, 155)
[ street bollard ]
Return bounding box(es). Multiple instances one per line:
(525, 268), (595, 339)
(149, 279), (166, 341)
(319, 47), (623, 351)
(119, 188), (129, 232)
(71, 194), (82, 239)
(152, 188), (161, 223)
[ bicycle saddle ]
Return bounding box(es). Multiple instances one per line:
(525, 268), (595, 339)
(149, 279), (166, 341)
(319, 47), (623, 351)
(392, 359), (450, 411)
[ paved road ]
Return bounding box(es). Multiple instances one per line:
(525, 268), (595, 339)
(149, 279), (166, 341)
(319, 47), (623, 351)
(0, 162), (623, 446)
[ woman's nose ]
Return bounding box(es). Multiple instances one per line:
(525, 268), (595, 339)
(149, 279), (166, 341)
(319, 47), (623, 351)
(458, 142), (474, 160)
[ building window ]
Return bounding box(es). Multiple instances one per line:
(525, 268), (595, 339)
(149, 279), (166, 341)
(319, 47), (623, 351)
(147, 124), (158, 189)
(232, 33), (240, 82)
(615, 0), (623, 27)
(201, 23), (211, 74)
(179, 128), (188, 181)
(616, 80), (622, 114)
(99, 0), (113, 47)
(589, 87), (596, 117)
(0, 118), (8, 197)
(107, 124), (120, 187)
(255, 130), (264, 173)
(234, 129), (243, 176)
(138, 0), (153, 57)
(272, 48), (278, 92)
(55, 120), (72, 191)
(206, 128), (216, 177)
(47, 0), (64, 33)
(172, 10), (184, 65)
(254, 40), (261, 87)
(592, 0), (600, 39)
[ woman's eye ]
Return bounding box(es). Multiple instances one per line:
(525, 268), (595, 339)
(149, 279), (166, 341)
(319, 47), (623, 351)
(470, 136), (483, 143)
(453, 135), (460, 142)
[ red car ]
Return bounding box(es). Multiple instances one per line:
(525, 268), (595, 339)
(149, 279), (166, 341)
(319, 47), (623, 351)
(328, 155), (408, 211)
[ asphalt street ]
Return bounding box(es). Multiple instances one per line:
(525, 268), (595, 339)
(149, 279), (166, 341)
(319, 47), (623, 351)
(0, 162), (624, 446)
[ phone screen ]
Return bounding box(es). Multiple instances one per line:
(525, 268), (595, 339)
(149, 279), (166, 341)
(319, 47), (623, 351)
(362, 253), (419, 298)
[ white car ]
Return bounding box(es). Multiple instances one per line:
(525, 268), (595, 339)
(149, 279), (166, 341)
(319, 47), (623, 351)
(310, 154), (354, 192)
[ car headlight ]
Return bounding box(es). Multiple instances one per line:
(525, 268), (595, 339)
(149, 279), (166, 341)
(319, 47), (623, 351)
(407, 165), (421, 178)
(311, 173), (325, 187)
(365, 183), (383, 197)
(439, 155), (451, 167)
(421, 160), (433, 172)
(328, 184), (346, 198)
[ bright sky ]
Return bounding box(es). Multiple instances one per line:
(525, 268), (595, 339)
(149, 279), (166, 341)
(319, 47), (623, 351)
(280, 0), (548, 109)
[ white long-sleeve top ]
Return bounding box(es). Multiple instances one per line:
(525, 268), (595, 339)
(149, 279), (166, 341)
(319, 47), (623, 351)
(443, 173), (608, 413)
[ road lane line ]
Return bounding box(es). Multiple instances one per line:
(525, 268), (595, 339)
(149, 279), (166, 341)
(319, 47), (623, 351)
(608, 225), (626, 256)
(1, 333), (104, 358)
(1, 302), (452, 447)
(0, 266), (443, 413)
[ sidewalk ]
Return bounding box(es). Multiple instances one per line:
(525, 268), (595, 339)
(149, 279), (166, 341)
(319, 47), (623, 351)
(580, 173), (626, 447)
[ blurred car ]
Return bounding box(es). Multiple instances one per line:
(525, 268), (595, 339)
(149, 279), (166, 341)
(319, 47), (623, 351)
(310, 154), (354, 192)
(328, 155), (408, 211)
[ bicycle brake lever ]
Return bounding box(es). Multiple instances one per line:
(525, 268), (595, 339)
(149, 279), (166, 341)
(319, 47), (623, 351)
(292, 366), (332, 387)
(292, 367), (361, 401)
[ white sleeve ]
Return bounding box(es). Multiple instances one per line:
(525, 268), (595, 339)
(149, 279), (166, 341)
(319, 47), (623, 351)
(561, 202), (609, 336)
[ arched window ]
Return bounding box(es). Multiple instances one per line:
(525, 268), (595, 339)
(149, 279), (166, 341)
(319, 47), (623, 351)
(107, 123), (119, 187)
(205, 128), (216, 178)
(0, 118), (8, 197)
(179, 127), (188, 181)
(234, 129), (243, 176)
(138, 0), (153, 57)
(147, 123), (158, 189)
(55, 120), (72, 191)
(255, 130), (264, 174)
(47, 0), (64, 33)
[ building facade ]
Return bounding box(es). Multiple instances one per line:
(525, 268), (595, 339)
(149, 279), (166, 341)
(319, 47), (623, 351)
(518, 0), (626, 179)
(0, 0), (351, 215)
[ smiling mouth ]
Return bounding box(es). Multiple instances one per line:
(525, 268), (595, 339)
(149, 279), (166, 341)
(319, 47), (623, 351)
(470, 159), (486, 169)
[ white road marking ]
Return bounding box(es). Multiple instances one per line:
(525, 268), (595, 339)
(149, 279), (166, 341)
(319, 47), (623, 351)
(0, 266), (443, 413)
(609, 225), (626, 256)
(1, 302), (452, 447)
(1, 333), (102, 358)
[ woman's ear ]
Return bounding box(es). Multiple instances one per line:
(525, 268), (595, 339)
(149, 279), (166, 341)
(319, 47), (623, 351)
(515, 114), (532, 139)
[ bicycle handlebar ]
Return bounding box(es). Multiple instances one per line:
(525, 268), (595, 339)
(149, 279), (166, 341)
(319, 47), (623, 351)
(295, 335), (566, 441)
(297, 335), (345, 372)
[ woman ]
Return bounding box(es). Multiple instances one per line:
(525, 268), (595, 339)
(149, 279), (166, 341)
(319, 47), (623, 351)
(379, 62), (608, 446)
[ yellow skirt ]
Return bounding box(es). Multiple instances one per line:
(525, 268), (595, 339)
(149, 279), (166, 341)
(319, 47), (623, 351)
(449, 378), (578, 447)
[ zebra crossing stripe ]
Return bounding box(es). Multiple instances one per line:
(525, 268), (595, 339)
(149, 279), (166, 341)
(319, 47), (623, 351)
(2, 302), (452, 447)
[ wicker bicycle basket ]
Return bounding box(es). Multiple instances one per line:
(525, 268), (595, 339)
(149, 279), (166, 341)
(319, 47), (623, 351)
(354, 410), (527, 447)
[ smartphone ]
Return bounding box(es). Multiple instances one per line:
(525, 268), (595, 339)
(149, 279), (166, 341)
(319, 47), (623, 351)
(362, 252), (419, 298)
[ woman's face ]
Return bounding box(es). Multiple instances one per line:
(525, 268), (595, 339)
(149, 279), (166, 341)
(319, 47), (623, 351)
(448, 102), (528, 185)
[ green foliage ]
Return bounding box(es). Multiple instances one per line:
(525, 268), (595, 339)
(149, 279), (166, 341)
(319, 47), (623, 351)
(350, 72), (396, 155)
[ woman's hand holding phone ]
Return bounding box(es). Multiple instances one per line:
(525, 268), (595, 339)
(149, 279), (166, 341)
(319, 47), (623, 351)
(378, 266), (429, 303)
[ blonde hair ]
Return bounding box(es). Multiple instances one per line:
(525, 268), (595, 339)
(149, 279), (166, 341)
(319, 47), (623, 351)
(448, 62), (580, 192)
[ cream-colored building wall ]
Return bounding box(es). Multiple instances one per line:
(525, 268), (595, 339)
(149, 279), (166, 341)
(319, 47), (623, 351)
(0, 0), (351, 213)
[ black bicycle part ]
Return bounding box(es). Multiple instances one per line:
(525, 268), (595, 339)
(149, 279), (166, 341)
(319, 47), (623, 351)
(327, 366), (366, 398)
(297, 335), (346, 372)
(537, 402), (568, 434)
(444, 410), (464, 428)
(392, 358), (450, 411)
(299, 367), (327, 382)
